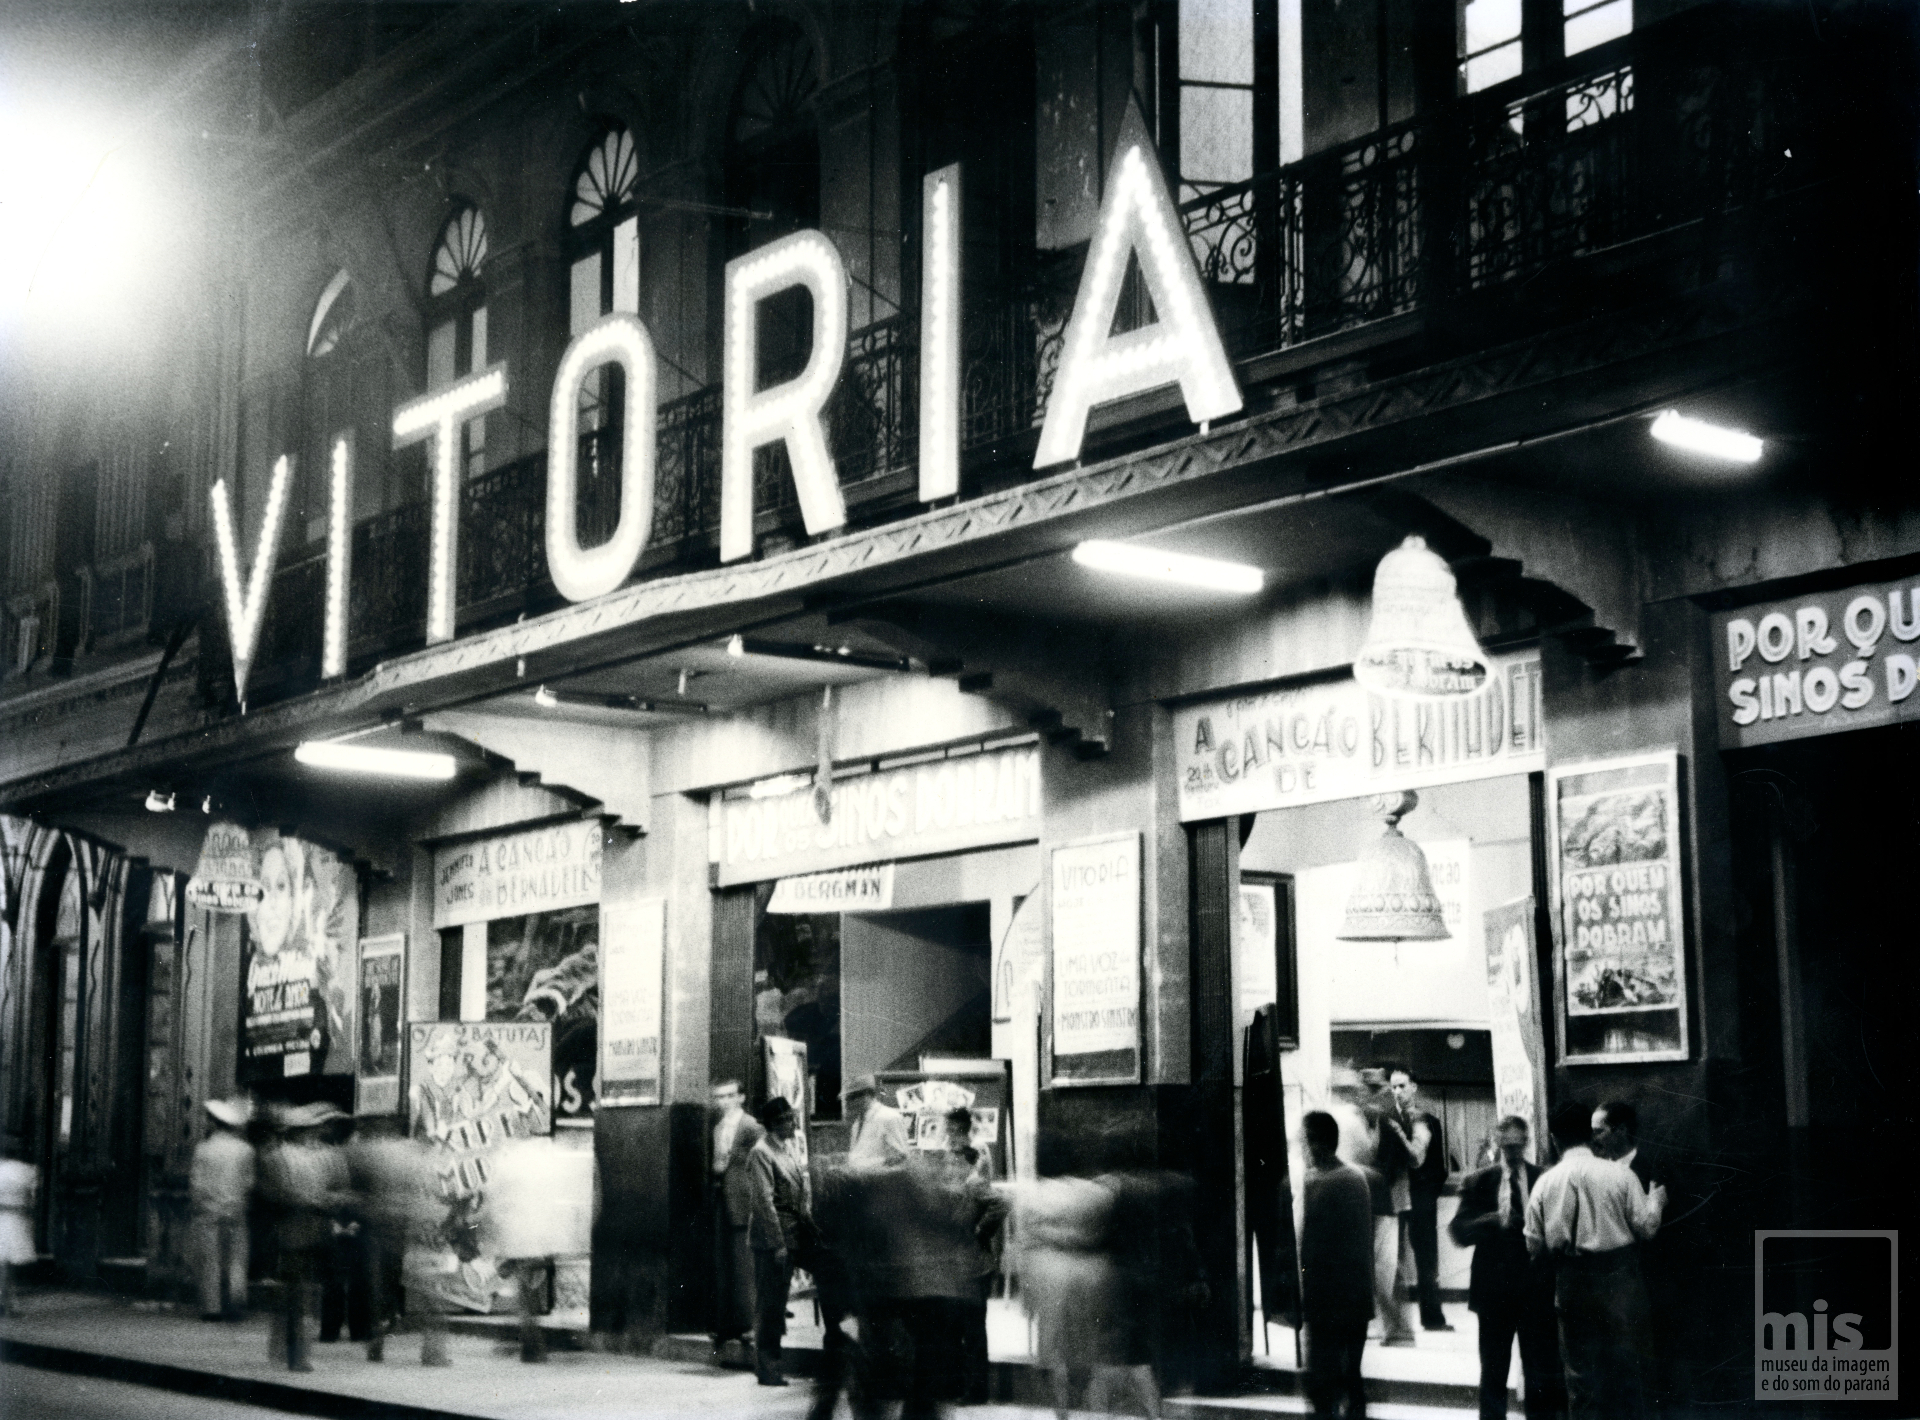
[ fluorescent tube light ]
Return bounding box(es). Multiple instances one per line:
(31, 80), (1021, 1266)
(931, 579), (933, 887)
(1650, 410), (1763, 464)
(1071, 539), (1264, 594)
(295, 741), (458, 780)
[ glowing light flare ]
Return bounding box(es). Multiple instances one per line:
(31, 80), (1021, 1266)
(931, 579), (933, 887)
(720, 230), (850, 563)
(1071, 539), (1264, 594)
(547, 315), (657, 601)
(919, 165), (962, 502)
(1033, 126), (1243, 470)
(322, 434), (353, 678)
(294, 740), (459, 780)
(1650, 410), (1763, 465)
(392, 365), (509, 643)
(209, 455), (293, 708)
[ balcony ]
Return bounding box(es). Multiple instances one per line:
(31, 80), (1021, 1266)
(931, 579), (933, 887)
(226, 18), (1821, 701)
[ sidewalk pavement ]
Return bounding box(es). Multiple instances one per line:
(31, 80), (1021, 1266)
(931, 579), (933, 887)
(0, 1289), (1485, 1420)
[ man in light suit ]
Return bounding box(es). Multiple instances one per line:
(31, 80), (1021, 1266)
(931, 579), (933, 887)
(711, 1079), (764, 1349)
(843, 1075), (909, 1169)
(1450, 1116), (1563, 1420)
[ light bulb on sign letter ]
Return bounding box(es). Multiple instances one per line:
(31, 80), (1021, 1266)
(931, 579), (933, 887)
(1033, 107), (1242, 469)
(919, 164), (962, 502)
(392, 364), (509, 643)
(209, 454), (293, 708)
(322, 433), (353, 678)
(719, 229), (850, 563)
(547, 314), (657, 602)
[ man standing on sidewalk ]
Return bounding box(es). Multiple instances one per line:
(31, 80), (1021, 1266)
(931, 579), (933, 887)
(1360, 1065), (1416, 1347)
(748, 1095), (812, 1387)
(1526, 1101), (1664, 1420)
(1300, 1110), (1374, 1418)
(1450, 1116), (1562, 1420)
(710, 1080), (762, 1351)
(1388, 1068), (1450, 1332)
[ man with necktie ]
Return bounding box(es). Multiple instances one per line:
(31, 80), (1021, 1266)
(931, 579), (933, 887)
(1450, 1116), (1564, 1420)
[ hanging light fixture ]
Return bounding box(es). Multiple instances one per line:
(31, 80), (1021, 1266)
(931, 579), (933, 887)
(1338, 790), (1450, 942)
(1352, 535), (1488, 699)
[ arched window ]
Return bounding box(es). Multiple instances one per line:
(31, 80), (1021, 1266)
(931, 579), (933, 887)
(300, 271), (362, 540)
(425, 203), (490, 479)
(565, 126), (642, 474)
(726, 22), (821, 387)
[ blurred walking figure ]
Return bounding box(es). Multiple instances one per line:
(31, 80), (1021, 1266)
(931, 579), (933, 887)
(259, 1102), (354, 1372)
(844, 1074), (910, 1169)
(934, 1108), (1007, 1405)
(1015, 1174), (1160, 1420)
(348, 1119), (444, 1364)
(806, 1163), (879, 1420)
(1526, 1101), (1665, 1420)
(482, 1137), (575, 1363)
(749, 1094), (811, 1386)
(0, 1149), (38, 1317)
(318, 1112), (371, 1346)
(1300, 1110), (1374, 1418)
(709, 1079), (762, 1351)
(189, 1097), (255, 1321)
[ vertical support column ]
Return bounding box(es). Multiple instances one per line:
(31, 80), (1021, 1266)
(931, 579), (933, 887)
(1187, 817), (1244, 1391)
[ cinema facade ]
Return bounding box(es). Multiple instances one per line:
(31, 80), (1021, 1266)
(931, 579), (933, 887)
(0, 1), (1911, 1406)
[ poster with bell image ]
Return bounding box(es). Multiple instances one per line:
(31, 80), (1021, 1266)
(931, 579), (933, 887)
(238, 829), (360, 1082)
(1549, 749), (1689, 1064)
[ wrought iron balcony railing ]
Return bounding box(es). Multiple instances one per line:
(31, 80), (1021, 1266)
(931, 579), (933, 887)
(222, 23), (1814, 702)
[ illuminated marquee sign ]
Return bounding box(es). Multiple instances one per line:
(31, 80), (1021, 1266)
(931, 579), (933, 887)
(213, 125), (1238, 701)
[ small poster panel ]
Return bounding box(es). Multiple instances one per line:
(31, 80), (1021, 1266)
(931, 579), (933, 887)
(1549, 750), (1690, 1064)
(877, 1066), (1013, 1180)
(599, 899), (665, 1107)
(355, 934), (404, 1114)
(239, 829), (359, 1083)
(1049, 832), (1142, 1086)
(1483, 898), (1548, 1154)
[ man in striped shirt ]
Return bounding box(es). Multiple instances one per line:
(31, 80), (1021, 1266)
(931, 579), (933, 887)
(1525, 1100), (1666, 1420)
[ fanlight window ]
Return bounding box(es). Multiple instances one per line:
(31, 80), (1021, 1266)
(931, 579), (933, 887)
(429, 205), (488, 296)
(307, 270), (355, 358)
(570, 127), (640, 228)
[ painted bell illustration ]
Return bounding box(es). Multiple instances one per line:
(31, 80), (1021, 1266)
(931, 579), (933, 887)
(1352, 535), (1489, 698)
(1338, 790), (1450, 941)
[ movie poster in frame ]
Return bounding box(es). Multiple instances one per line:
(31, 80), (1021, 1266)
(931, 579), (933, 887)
(1548, 750), (1691, 1065)
(354, 933), (405, 1114)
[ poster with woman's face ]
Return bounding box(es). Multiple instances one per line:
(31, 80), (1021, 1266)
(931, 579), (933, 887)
(241, 829), (358, 1081)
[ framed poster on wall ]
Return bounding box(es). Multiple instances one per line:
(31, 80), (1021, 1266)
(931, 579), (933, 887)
(1548, 750), (1690, 1064)
(1048, 831), (1142, 1087)
(354, 934), (405, 1114)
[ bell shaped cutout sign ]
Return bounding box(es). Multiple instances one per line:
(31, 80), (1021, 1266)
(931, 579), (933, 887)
(1353, 536), (1489, 699)
(1338, 791), (1450, 942)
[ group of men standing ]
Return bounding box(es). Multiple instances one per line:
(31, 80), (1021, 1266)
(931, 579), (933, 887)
(1300, 1077), (1667, 1420)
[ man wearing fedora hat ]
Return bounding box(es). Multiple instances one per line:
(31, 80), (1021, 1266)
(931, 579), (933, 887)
(843, 1075), (909, 1170)
(190, 1098), (256, 1322)
(748, 1095), (813, 1386)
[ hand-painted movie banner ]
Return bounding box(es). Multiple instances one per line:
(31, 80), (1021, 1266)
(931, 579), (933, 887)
(1172, 651), (1544, 822)
(225, 829), (360, 1083)
(1049, 832), (1142, 1087)
(355, 934), (404, 1115)
(487, 905), (598, 1120)
(1549, 751), (1689, 1065)
(1711, 574), (1920, 748)
(406, 1020), (553, 1313)
(433, 819), (601, 930)
(1483, 897), (1549, 1156)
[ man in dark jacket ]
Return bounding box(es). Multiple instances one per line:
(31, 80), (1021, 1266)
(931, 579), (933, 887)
(1449, 1116), (1563, 1420)
(1389, 1067), (1451, 1331)
(748, 1096), (811, 1386)
(1300, 1110), (1374, 1417)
